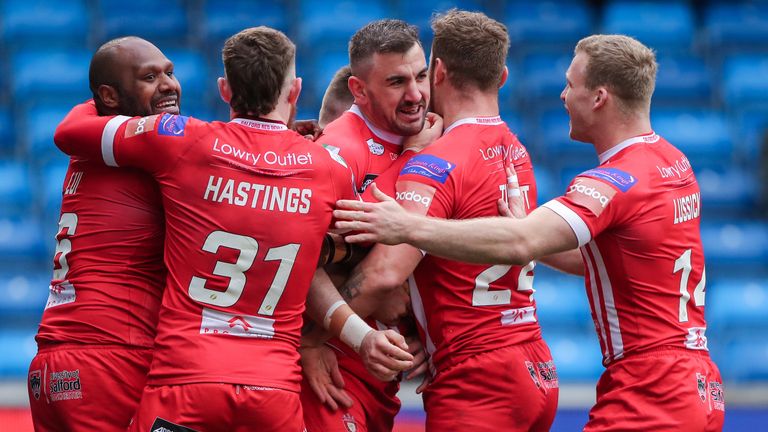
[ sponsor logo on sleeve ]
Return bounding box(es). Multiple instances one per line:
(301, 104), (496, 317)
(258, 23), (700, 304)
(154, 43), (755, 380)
(151, 417), (201, 432)
(579, 167), (637, 192)
(400, 154), (455, 184)
(359, 173), (378, 193)
(566, 177), (617, 216)
(322, 144), (349, 168)
(29, 370), (41, 400)
(157, 113), (189, 136)
(394, 180), (436, 215)
(366, 138), (384, 155)
(124, 115), (156, 137)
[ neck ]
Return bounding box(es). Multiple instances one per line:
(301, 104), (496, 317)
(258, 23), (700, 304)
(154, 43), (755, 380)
(230, 102), (290, 124)
(439, 87), (499, 127)
(591, 112), (652, 155)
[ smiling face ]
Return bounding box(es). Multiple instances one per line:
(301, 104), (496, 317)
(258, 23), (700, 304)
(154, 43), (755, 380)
(113, 39), (182, 116)
(560, 52), (596, 144)
(356, 42), (429, 136)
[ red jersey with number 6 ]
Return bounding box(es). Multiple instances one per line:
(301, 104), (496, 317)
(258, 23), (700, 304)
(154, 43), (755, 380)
(54, 102), (356, 391)
(541, 132), (709, 365)
(390, 117), (542, 374)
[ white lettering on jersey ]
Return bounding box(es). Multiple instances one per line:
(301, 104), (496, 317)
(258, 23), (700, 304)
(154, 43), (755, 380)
(203, 176), (311, 213)
(673, 192), (701, 224)
(395, 190), (431, 207)
(63, 171), (83, 195)
(200, 307), (275, 339)
(212, 139), (314, 166)
(656, 156), (692, 179)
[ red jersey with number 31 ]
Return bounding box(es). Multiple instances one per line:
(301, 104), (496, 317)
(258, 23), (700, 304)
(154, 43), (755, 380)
(54, 102), (356, 391)
(541, 133), (709, 365)
(388, 117), (542, 374)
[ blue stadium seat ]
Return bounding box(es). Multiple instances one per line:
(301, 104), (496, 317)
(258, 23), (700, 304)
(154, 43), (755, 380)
(651, 109), (732, 170)
(502, 110), (526, 144)
(602, 1), (694, 53)
(714, 336), (768, 381)
(97, 0), (189, 45)
(731, 107), (768, 161)
(0, 108), (16, 155)
(40, 160), (69, 217)
(722, 55), (768, 109)
(202, 0), (289, 50)
(708, 278), (768, 329)
(0, 0), (89, 47)
(701, 221), (768, 267)
(298, 0), (392, 51)
(22, 104), (73, 158)
(654, 55), (713, 105)
(536, 109), (598, 172)
(0, 327), (37, 377)
(543, 330), (604, 381)
(0, 159), (33, 213)
(164, 49), (211, 104)
(0, 216), (47, 262)
(704, 2), (768, 51)
(533, 166), (560, 203)
(504, 1), (592, 52)
(696, 168), (758, 213)
(535, 274), (591, 328)
(307, 50), (350, 108)
(517, 54), (572, 106)
(0, 270), (49, 319)
(398, 0), (484, 46)
(11, 50), (91, 103)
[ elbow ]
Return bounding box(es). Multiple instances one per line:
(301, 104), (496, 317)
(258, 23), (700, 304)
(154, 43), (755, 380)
(505, 240), (536, 266)
(53, 126), (72, 154)
(375, 267), (408, 294)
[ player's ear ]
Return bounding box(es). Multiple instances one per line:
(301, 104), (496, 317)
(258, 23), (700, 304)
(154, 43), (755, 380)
(498, 65), (509, 89)
(594, 87), (608, 110)
(433, 58), (446, 86)
(97, 84), (120, 109)
(217, 77), (232, 103)
(348, 75), (366, 105)
(288, 77), (302, 105)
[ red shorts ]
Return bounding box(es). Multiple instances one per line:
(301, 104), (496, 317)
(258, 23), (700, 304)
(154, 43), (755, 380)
(301, 369), (400, 432)
(28, 344), (152, 431)
(129, 383), (305, 432)
(423, 339), (558, 432)
(585, 349), (725, 432)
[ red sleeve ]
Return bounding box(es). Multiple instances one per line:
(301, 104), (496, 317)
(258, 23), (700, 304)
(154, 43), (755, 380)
(54, 101), (114, 161)
(360, 150), (416, 201)
(393, 152), (456, 218)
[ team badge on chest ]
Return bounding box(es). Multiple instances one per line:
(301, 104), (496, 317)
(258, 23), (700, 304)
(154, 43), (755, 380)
(367, 138), (384, 155)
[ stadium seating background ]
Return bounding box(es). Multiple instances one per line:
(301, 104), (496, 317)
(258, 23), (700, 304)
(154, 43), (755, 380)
(0, 0), (766, 429)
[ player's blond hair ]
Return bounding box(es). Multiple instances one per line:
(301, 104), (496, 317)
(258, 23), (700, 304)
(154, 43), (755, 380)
(319, 65), (353, 128)
(431, 9), (509, 91)
(575, 34), (657, 114)
(222, 26), (295, 116)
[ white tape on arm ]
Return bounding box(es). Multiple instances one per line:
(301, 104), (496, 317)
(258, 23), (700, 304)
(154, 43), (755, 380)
(101, 115), (131, 167)
(323, 300), (346, 329)
(340, 314), (375, 352)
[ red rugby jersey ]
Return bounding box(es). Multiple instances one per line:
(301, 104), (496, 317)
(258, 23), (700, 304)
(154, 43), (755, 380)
(54, 102), (356, 390)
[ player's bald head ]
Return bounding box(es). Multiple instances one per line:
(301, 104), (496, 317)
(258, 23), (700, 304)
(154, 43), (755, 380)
(89, 37), (161, 94)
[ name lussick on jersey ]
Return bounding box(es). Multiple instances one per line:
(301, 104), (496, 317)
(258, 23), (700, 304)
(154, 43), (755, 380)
(673, 192), (700, 224)
(203, 175), (312, 213)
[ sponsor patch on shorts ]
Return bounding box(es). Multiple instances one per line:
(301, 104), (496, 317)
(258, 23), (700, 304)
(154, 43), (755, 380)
(29, 370), (41, 400)
(150, 417), (200, 432)
(400, 154), (455, 184)
(48, 369), (82, 402)
(157, 113), (189, 136)
(709, 380), (725, 411)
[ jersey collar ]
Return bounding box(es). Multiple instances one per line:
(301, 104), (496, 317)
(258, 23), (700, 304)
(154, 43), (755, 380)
(348, 104), (404, 145)
(443, 116), (504, 135)
(599, 131), (659, 163)
(231, 118), (288, 131)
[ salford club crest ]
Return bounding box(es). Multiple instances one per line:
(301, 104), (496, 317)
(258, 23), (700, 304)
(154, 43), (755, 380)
(696, 373), (706, 403)
(342, 413), (357, 432)
(29, 370), (41, 400)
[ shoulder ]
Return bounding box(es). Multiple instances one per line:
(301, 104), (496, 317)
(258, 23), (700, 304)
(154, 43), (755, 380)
(399, 151), (457, 185)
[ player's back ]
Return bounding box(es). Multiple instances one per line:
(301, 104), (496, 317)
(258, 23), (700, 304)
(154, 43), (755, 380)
(548, 133), (708, 364)
(318, 105), (403, 193)
(54, 106), (355, 391)
(36, 158), (165, 349)
(396, 118), (542, 372)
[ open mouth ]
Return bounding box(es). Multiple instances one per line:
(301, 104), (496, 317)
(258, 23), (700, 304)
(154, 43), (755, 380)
(154, 96), (179, 114)
(398, 104), (423, 123)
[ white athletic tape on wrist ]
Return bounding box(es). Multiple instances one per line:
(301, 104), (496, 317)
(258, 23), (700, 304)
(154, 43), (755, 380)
(340, 314), (375, 352)
(507, 174), (518, 184)
(323, 300), (346, 329)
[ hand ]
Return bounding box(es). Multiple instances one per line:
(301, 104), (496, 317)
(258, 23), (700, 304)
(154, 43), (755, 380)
(404, 335), (428, 381)
(334, 183), (414, 245)
(292, 119), (322, 140)
(300, 345), (353, 411)
(358, 329), (414, 381)
(402, 112), (443, 153)
(497, 164), (527, 219)
(370, 281), (410, 326)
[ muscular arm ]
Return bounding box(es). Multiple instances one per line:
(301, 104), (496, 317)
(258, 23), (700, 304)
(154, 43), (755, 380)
(54, 101), (116, 160)
(335, 184), (580, 265)
(540, 249), (585, 276)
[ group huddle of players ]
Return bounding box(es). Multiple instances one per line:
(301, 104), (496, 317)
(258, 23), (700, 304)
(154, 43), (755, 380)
(26, 8), (725, 432)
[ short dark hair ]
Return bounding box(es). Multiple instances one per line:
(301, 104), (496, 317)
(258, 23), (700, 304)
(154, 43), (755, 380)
(431, 9), (509, 91)
(222, 26), (295, 116)
(349, 19), (421, 78)
(89, 36), (143, 114)
(319, 65), (353, 127)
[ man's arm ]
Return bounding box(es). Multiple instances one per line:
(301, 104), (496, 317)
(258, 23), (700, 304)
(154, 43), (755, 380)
(54, 101), (120, 160)
(335, 183), (579, 265)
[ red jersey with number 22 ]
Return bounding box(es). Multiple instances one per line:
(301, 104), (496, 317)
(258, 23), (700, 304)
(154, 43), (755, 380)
(54, 102), (356, 391)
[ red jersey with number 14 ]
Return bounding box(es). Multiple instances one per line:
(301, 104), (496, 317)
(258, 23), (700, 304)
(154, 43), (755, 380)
(54, 102), (356, 391)
(541, 132), (709, 365)
(391, 117), (542, 374)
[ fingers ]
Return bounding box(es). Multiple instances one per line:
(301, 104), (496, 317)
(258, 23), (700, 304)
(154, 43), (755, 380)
(329, 362), (346, 389)
(497, 198), (513, 218)
(370, 183), (395, 203)
(335, 231), (377, 244)
(335, 199), (370, 211)
(326, 385), (353, 410)
(308, 377), (335, 410)
(383, 330), (413, 360)
(415, 374), (432, 394)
